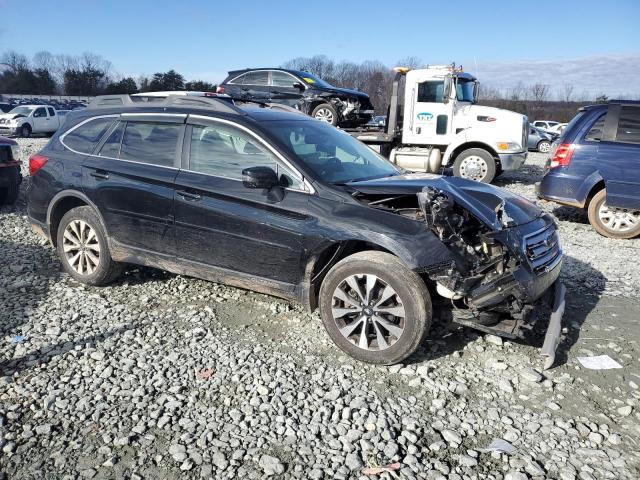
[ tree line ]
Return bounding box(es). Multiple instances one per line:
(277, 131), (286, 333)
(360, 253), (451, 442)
(0, 50), (216, 96)
(2, 50), (634, 121)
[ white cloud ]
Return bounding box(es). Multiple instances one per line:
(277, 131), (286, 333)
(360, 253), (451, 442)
(475, 54), (640, 98)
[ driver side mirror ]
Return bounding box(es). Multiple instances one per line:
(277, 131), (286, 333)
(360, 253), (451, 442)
(443, 77), (453, 104)
(292, 82), (305, 91)
(242, 166), (279, 189)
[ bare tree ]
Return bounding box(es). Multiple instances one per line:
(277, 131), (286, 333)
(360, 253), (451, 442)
(530, 83), (550, 103)
(395, 56), (423, 69)
(1, 50), (29, 71)
(562, 83), (574, 103)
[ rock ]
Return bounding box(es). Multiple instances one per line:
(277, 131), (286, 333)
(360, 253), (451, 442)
(520, 368), (543, 383)
(441, 429), (462, 445)
(211, 451), (228, 470)
(259, 454), (285, 476)
(485, 334), (503, 346)
(588, 432), (603, 444)
(345, 452), (363, 470)
(547, 402), (561, 411)
(617, 405), (632, 416)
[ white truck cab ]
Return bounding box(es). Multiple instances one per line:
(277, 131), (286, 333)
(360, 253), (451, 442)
(0, 105), (63, 138)
(353, 65), (529, 183)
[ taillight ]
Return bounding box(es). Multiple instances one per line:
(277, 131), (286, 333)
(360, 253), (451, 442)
(216, 86), (225, 94)
(29, 154), (48, 176)
(549, 143), (575, 168)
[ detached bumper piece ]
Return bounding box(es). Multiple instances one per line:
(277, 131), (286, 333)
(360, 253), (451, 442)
(540, 281), (566, 370)
(452, 280), (566, 371)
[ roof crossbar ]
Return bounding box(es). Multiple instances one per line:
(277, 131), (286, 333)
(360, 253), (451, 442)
(87, 94), (244, 115)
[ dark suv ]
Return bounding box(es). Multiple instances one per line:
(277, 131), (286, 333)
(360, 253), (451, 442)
(27, 94), (564, 367)
(537, 101), (640, 239)
(218, 68), (374, 127)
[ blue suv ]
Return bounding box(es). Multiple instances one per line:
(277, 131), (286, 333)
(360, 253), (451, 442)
(536, 101), (640, 239)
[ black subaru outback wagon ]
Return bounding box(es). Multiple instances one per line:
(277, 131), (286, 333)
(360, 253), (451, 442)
(27, 94), (564, 367)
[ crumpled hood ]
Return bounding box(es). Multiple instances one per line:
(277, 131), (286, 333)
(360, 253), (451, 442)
(347, 173), (542, 230)
(313, 85), (371, 102)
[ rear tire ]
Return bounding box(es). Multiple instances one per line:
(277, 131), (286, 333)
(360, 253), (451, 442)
(19, 124), (32, 138)
(452, 148), (497, 183)
(312, 103), (338, 126)
(587, 189), (640, 239)
(319, 251), (431, 365)
(0, 169), (19, 205)
(56, 206), (124, 285)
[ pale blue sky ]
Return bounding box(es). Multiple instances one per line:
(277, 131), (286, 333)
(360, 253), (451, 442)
(1, 0), (638, 95)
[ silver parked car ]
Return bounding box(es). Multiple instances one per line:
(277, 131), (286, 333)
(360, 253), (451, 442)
(527, 126), (554, 153)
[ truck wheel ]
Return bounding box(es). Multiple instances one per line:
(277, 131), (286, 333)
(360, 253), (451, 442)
(0, 169), (20, 205)
(587, 189), (640, 239)
(56, 206), (124, 285)
(312, 103), (338, 126)
(537, 140), (552, 153)
(319, 251), (432, 365)
(19, 124), (32, 138)
(453, 148), (497, 183)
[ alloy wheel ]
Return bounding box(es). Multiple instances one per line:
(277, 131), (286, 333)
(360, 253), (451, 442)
(62, 220), (101, 275)
(598, 203), (640, 233)
(459, 155), (489, 181)
(314, 108), (335, 124)
(538, 141), (551, 153)
(331, 274), (406, 351)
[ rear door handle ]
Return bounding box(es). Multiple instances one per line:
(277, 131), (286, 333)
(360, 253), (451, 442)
(90, 171), (109, 180)
(177, 190), (201, 201)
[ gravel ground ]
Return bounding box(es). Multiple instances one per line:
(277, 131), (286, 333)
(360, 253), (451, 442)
(1, 139), (639, 479)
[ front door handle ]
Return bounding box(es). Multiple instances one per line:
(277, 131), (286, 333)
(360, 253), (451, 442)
(90, 170), (109, 180)
(177, 190), (201, 201)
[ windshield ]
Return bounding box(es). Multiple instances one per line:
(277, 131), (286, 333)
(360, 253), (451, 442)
(297, 71), (333, 88)
(262, 119), (401, 184)
(456, 79), (476, 102)
(9, 106), (35, 116)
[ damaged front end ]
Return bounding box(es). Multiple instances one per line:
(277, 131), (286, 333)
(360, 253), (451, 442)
(416, 185), (564, 368)
(352, 176), (565, 368)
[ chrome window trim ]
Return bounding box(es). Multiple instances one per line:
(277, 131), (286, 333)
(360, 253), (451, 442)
(187, 114), (315, 194)
(228, 69), (271, 87)
(61, 114), (182, 171)
(59, 114), (120, 155)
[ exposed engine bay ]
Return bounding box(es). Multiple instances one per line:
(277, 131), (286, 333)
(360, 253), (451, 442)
(351, 183), (563, 335)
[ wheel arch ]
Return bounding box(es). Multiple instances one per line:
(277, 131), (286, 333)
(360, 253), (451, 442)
(443, 141), (499, 167)
(577, 172), (606, 209)
(47, 190), (107, 247)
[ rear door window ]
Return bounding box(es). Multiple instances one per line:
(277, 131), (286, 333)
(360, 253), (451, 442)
(47, 107), (55, 116)
(243, 71), (269, 86)
(119, 122), (181, 167)
(616, 107), (640, 144)
(63, 117), (115, 153)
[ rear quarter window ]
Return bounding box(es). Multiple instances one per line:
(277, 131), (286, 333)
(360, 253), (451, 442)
(616, 107), (640, 144)
(62, 117), (115, 154)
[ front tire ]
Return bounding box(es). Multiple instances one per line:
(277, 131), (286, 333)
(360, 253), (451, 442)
(587, 189), (640, 239)
(452, 148), (497, 183)
(312, 103), (338, 126)
(319, 251), (432, 365)
(56, 206), (124, 285)
(19, 124), (32, 138)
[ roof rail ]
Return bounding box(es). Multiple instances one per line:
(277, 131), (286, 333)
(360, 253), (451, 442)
(87, 94), (244, 115)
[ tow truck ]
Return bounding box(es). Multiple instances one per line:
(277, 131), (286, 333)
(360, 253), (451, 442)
(349, 65), (529, 184)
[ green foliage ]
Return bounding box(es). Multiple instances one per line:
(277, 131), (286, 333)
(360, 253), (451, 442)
(104, 77), (139, 94)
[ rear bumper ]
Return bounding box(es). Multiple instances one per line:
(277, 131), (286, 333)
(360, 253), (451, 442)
(498, 151), (527, 171)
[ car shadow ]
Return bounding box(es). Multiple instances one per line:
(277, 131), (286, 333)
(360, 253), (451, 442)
(405, 253), (605, 370)
(495, 163), (546, 187)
